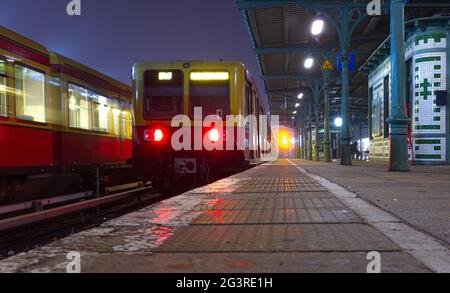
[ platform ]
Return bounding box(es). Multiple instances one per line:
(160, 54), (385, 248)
(1, 159), (449, 273)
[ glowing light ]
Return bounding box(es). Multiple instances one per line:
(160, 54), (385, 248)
(154, 129), (164, 142)
(291, 138), (296, 145)
(298, 93), (304, 99)
(311, 19), (324, 36)
(278, 130), (292, 150)
(112, 108), (121, 116)
(295, 103), (300, 108)
(304, 58), (314, 69)
(158, 72), (173, 80)
(190, 72), (229, 81)
(293, 111), (297, 114)
(69, 96), (77, 105)
(208, 129), (220, 142)
(335, 117), (343, 127)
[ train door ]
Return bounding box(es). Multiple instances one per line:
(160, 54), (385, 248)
(112, 99), (123, 162)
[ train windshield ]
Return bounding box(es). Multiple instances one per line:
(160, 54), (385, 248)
(189, 71), (230, 119)
(143, 70), (183, 120)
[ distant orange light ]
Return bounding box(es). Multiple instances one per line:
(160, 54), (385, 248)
(279, 130), (292, 150)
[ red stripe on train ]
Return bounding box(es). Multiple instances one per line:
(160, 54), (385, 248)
(0, 123), (132, 170)
(51, 64), (131, 101)
(0, 37), (50, 66)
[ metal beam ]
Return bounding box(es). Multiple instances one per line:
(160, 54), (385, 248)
(255, 46), (336, 55)
(256, 35), (386, 55)
(262, 74), (324, 81)
(256, 47), (374, 58)
(267, 87), (305, 93)
(237, 0), (386, 10)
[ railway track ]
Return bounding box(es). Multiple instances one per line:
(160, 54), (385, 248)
(0, 167), (247, 259)
(0, 185), (168, 258)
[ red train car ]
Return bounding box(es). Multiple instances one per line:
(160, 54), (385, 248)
(0, 26), (133, 204)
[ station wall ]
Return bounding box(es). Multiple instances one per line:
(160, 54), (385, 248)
(368, 26), (449, 164)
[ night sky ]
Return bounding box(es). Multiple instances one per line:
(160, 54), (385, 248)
(0, 0), (266, 105)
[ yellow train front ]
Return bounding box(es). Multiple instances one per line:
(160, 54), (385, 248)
(132, 61), (270, 192)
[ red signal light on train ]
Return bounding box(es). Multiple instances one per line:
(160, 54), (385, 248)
(208, 129), (220, 143)
(154, 129), (164, 142)
(143, 128), (164, 142)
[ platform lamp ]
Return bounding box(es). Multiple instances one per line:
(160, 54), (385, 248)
(304, 57), (314, 69)
(311, 18), (325, 36)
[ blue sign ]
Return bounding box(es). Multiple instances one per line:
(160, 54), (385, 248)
(337, 53), (357, 72)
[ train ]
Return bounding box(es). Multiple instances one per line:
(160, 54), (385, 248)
(0, 26), (134, 204)
(131, 61), (272, 193)
(0, 26), (273, 203)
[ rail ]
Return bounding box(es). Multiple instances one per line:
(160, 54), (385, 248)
(0, 186), (152, 232)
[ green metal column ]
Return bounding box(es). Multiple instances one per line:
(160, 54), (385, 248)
(302, 105), (307, 160)
(314, 97), (320, 161)
(303, 109), (307, 160)
(308, 103), (313, 161)
(340, 7), (352, 166)
(303, 125), (307, 159)
(323, 71), (331, 162)
(302, 128), (306, 159)
(297, 129), (302, 159)
(368, 87), (373, 143)
(387, 0), (410, 171)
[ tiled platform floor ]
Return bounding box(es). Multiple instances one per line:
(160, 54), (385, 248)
(0, 160), (435, 273)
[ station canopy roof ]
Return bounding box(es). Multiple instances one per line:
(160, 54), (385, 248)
(238, 0), (450, 126)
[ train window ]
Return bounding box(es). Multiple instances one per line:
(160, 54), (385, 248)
(92, 93), (109, 133)
(68, 83), (91, 130)
(0, 60), (5, 74)
(112, 103), (121, 136)
(15, 65), (46, 123)
(189, 72), (230, 119)
(143, 70), (183, 120)
(0, 60), (6, 117)
(121, 109), (132, 139)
